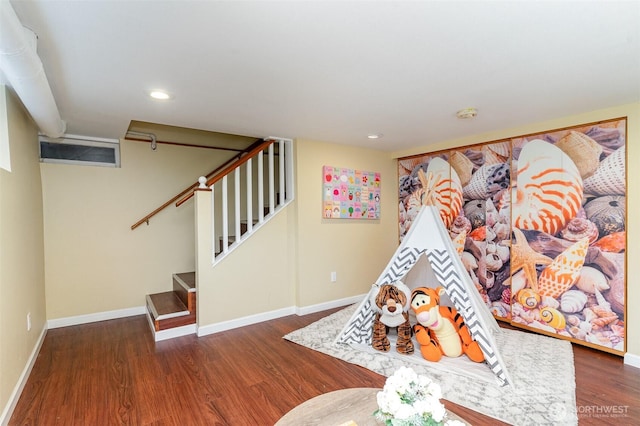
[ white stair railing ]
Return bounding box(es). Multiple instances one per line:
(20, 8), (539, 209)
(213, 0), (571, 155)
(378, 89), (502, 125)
(203, 137), (294, 264)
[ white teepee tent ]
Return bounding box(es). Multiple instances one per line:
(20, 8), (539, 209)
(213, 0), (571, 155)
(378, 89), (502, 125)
(334, 204), (513, 387)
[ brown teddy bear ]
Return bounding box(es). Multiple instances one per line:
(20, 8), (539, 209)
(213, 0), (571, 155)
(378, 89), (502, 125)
(370, 281), (414, 355)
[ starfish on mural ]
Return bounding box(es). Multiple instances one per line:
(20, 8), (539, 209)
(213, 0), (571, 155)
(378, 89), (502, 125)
(510, 228), (553, 293)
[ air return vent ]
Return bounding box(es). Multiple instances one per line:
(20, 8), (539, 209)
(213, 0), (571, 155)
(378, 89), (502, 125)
(39, 134), (120, 167)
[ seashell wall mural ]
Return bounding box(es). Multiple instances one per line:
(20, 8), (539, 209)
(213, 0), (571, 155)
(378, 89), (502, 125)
(450, 150), (474, 187)
(560, 217), (599, 245)
(397, 117), (626, 355)
(427, 157), (463, 229)
(463, 163), (510, 200)
(583, 146), (625, 196)
(583, 195), (625, 237)
(555, 131), (602, 179)
(512, 139), (583, 236)
(397, 154), (461, 241)
(538, 237), (589, 298)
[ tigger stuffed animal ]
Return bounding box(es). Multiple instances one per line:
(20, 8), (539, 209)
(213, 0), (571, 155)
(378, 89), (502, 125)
(410, 286), (484, 362)
(371, 282), (414, 355)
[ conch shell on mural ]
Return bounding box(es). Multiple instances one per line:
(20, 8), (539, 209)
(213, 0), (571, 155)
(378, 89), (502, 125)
(463, 163), (510, 201)
(555, 131), (602, 179)
(449, 151), (474, 187)
(538, 237), (589, 298)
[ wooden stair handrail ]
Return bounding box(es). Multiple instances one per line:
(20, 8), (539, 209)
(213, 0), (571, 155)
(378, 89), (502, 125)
(130, 138), (270, 230)
(175, 138), (276, 207)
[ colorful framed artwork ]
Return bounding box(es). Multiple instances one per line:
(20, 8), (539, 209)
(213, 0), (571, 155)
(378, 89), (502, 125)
(323, 165), (381, 219)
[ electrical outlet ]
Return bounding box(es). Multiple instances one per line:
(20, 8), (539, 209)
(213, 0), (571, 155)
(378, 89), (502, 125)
(27, 312), (31, 331)
(330, 272), (337, 282)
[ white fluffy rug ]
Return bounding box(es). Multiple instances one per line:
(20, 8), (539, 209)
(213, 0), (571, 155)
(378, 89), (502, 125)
(284, 304), (577, 425)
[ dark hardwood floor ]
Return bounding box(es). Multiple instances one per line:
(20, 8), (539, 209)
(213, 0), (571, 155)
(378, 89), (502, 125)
(9, 307), (640, 425)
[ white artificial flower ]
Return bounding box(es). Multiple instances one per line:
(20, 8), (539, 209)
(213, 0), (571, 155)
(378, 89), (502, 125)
(431, 401), (446, 422)
(416, 374), (432, 388)
(387, 373), (405, 387)
(376, 391), (388, 410)
(427, 381), (443, 400)
(397, 366), (417, 383)
(378, 389), (401, 414)
(376, 367), (446, 425)
(411, 398), (431, 415)
(418, 396), (444, 417)
(444, 420), (466, 426)
(394, 403), (417, 420)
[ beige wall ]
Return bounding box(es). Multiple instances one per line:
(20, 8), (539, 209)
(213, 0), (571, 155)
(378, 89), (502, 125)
(294, 140), (398, 307)
(40, 134), (398, 324)
(40, 139), (234, 319)
(0, 87), (46, 419)
(393, 102), (640, 358)
(196, 139), (398, 326)
(196, 200), (295, 324)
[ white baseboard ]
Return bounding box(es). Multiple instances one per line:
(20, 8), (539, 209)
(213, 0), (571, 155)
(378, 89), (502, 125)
(0, 325), (47, 426)
(44, 295), (364, 337)
(197, 294), (365, 337)
(624, 352), (640, 369)
(295, 293), (366, 316)
(153, 323), (197, 342)
(47, 306), (146, 329)
(198, 306), (297, 337)
(145, 311), (196, 342)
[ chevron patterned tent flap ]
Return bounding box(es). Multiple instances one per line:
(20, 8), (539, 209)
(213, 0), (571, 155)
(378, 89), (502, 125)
(334, 205), (513, 387)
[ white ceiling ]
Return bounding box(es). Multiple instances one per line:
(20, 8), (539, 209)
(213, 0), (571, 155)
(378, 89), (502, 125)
(7, 0), (640, 152)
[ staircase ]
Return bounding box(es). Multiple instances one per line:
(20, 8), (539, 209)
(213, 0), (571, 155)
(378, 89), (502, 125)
(146, 272), (196, 341)
(143, 137), (294, 341)
(217, 212), (269, 254)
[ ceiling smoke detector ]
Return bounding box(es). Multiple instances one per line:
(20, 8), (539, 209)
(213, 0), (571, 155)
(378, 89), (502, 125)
(456, 108), (478, 119)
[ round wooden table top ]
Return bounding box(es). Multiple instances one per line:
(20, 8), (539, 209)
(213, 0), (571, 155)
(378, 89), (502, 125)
(275, 387), (469, 426)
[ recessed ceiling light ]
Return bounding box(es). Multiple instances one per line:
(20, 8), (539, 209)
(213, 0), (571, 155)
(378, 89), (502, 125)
(368, 134), (383, 139)
(456, 107), (477, 119)
(149, 90), (172, 100)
